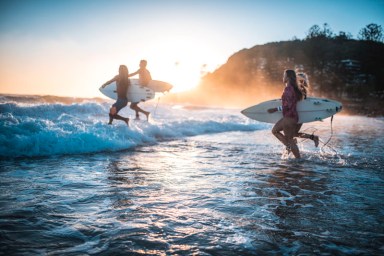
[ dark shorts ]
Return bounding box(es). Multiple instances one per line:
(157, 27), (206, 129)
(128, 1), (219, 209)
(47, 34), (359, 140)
(112, 98), (128, 113)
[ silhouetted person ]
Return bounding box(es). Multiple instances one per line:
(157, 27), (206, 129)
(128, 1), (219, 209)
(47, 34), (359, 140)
(101, 65), (130, 126)
(128, 60), (151, 120)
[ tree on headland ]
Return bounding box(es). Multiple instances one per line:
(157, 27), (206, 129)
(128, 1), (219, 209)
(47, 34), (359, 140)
(305, 23), (334, 39)
(334, 31), (353, 41)
(358, 23), (383, 42)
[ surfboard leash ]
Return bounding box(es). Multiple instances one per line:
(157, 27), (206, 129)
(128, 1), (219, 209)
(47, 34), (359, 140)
(320, 115), (338, 155)
(322, 115), (334, 147)
(153, 96), (161, 116)
(299, 119), (338, 155)
(153, 91), (170, 116)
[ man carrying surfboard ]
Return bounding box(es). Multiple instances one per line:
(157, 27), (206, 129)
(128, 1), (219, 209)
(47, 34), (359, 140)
(268, 70), (303, 158)
(128, 60), (151, 121)
(101, 65), (130, 126)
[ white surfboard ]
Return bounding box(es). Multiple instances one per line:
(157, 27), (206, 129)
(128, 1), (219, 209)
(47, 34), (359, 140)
(241, 97), (342, 123)
(99, 81), (155, 102)
(129, 79), (173, 93)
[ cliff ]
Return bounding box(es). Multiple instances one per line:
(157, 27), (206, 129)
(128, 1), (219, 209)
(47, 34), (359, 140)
(165, 38), (384, 115)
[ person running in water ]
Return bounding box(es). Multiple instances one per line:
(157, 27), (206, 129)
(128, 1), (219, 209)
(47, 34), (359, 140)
(268, 69), (303, 158)
(101, 65), (130, 126)
(128, 60), (151, 120)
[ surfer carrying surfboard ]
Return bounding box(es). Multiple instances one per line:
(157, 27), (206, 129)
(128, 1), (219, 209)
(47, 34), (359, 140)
(128, 60), (151, 120)
(268, 70), (303, 158)
(101, 65), (130, 126)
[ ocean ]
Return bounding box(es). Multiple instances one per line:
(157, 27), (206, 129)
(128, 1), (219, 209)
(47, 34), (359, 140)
(1, 95), (383, 255)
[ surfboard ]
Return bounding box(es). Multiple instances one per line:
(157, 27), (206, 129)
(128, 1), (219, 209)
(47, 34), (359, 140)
(130, 79), (173, 93)
(99, 81), (155, 102)
(241, 97), (342, 123)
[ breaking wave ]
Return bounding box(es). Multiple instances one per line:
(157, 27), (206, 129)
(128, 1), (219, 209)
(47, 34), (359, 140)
(0, 95), (266, 158)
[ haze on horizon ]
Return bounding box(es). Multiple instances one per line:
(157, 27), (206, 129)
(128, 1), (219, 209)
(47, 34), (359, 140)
(0, 0), (383, 98)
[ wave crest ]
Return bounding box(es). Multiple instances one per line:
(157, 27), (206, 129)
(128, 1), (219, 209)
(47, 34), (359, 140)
(0, 97), (266, 158)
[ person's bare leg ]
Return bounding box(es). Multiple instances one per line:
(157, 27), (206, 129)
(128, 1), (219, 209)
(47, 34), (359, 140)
(297, 133), (319, 147)
(272, 119), (288, 146)
(109, 106), (129, 126)
(113, 114), (129, 126)
(295, 123), (319, 147)
(144, 111), (150, 121)
(313, 135), (319, 147)
(108, 107), (117, 124)
(130, 103), (150, 121)
(284, 118), (301, 158)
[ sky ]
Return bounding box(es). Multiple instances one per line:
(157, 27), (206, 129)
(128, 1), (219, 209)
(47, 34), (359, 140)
(1, 0), (383, 97)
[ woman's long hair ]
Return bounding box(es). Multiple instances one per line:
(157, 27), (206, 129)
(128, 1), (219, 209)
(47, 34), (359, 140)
(297, 72), (309, 99)
(285, 69), (303, 100)
(118, 65), (130, 86)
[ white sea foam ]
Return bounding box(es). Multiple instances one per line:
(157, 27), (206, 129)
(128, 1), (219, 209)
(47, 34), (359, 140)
(0, 97), (265, 158)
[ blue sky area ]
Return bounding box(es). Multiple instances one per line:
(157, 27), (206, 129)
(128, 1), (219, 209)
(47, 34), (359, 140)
(1, 0), (383, 96)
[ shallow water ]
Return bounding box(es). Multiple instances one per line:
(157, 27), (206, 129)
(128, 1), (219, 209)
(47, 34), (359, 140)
(1, 96), (383, 255)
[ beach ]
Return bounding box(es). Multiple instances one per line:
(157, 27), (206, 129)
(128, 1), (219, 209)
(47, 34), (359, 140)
(1, 95), (383, 255)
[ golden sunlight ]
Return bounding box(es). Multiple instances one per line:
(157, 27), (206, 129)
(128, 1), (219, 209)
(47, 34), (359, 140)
(163, 61), (202, 93)
(145, 35), (216, 93)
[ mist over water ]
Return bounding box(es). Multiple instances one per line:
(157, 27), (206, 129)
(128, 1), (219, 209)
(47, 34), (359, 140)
(1, 95), (383, 255)
(163, 78), (284, 109)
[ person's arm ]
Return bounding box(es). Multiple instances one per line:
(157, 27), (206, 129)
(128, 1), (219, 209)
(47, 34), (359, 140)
(101, 76), (117, 88)
(128, 69), (140, 77)
(267, 106), (282, 113)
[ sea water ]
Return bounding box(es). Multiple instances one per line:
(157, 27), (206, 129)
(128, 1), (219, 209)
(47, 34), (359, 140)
(0, 95), (383, 255)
